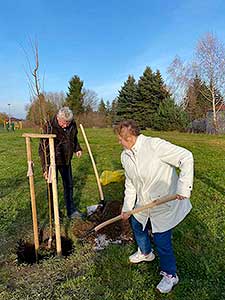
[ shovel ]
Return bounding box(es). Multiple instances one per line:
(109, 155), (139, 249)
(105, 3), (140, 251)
(80, 194), (177, 239)
(79, 124), (105, 213)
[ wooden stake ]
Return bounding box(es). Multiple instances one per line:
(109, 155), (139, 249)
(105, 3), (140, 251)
(49, 137), (62, 256)
(22, 133), (56, 139)
(25, 137), (39, 261)
(79, 124), (104, 202)
(47, 182), (53, 249)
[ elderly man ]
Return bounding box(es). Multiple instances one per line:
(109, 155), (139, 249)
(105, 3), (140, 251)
(115, 120), (194, 294)
(39, 107), (82, 219)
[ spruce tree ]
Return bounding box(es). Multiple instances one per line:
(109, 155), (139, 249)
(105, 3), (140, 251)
(137, 67), (169, 128)
(184, 75), (211, 121)
(98, 99), (107, 114)
(110, 99), (118, 124)
(65, 75), (84, 115)
(154, 70), (170, 101)
(106, 100), (111, 115)
(154, 97), (188, 131)
(115, 75), (138, 122)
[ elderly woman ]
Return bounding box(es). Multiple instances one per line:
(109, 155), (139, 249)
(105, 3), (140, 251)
(115, 120), (194, 293)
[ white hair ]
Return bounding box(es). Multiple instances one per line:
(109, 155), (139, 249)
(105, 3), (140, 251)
(57, 107), (73, 122)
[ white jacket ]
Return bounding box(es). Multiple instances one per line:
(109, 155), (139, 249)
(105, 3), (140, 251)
(121, 134), (194, 233)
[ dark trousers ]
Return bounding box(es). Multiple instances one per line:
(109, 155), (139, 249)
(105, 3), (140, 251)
(55, 163), (76, 217)
(130, 215), (177, 275)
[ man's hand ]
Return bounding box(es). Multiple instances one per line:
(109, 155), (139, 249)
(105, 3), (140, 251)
(176, 194), (186, 200)
(75, 151), (82, 158)
(121, 212), (130, 221)
(43, 171), (48, 181)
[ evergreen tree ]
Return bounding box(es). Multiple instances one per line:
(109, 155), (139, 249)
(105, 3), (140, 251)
(110, 99), (118, 124)
(154, 98), (188, 131)
(65, 75), (84, 115)
(137, 67), (169, 128)
(98, 99), (107, 114)
(115, 75), (138, 122)
(154, 70), (170, 100)
(106, 100), (111, 115)
(184, 75), (211, 121)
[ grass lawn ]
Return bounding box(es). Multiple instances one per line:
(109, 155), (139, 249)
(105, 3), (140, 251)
(0, 128), (225, 300)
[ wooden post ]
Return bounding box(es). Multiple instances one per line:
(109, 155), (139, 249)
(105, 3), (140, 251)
(22, 133), (61, 257)
(79, 124), (104, 203)
(47, 182), (53, 249)
(25, 137), (39, 261)
(49, 137), (62, 256)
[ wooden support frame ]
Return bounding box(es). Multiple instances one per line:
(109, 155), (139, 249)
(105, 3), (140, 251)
(22, 133), (62, 257)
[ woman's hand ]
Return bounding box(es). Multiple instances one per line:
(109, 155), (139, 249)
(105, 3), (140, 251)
(176, 194), (186, 200)
(121, 212), (130, 220)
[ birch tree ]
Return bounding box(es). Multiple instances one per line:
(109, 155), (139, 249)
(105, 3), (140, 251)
(168, 33), (225, 132)
(196, 33), (225, 130)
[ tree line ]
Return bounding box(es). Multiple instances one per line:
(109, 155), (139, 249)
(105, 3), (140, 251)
(24, 32), (225, 132)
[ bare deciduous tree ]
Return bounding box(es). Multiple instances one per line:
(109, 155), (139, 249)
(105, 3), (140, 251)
(167, 56), (197, 108)
(23, 40), (46, 128)
(82, 88), (99, 112)
(44, 91), (66, 109)
(168, 33), (225, 132)
(196, 33), (225, 130)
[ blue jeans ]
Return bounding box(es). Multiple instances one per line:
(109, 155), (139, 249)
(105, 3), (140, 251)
(130, 215), (177, 276)
(56, 163), (76, 217)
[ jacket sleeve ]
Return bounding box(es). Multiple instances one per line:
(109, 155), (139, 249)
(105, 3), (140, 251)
(153, 138), (194, 198)
(121, 154), (137, 212)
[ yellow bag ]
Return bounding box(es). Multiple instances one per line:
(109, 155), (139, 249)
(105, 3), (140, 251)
(100, 170), (125, 186)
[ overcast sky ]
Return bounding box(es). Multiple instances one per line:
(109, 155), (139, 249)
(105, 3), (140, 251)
(0, 0), (225, 118)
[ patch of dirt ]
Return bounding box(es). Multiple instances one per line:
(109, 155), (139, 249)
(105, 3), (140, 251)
(15, 200), (133, 264)
(16, 235), (74, 265)
(72, 200), (133, 245)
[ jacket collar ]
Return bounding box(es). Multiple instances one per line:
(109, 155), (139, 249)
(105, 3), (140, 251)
(125, 134), (144, 156)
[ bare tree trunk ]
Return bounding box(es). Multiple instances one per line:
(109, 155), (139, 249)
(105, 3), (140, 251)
(211, 87), (218, 133)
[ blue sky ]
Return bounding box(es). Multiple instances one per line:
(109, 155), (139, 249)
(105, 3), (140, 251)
(0, 0), (225, 118)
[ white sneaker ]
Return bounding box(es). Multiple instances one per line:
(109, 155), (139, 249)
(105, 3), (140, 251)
(129, 248), (155, 264)
(156, 271), (179, 293)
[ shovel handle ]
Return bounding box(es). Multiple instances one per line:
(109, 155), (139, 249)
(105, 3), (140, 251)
(80, 124), (104, 202)
(94, 194), (177, 232)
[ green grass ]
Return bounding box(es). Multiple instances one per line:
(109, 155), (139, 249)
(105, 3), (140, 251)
(0, 128), (225, 299)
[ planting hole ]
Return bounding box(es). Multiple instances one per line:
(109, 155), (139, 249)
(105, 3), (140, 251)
(16, 236), (74, 265)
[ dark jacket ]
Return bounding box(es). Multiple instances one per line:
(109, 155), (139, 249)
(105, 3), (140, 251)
(39, 116), (82, 172)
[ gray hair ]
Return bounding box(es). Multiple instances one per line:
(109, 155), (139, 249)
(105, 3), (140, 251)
(57, 107), (74, 122)
(114, 120), (140, 138)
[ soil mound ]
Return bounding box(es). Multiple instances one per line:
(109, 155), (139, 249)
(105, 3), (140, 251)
(72, 200), (133, 244)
